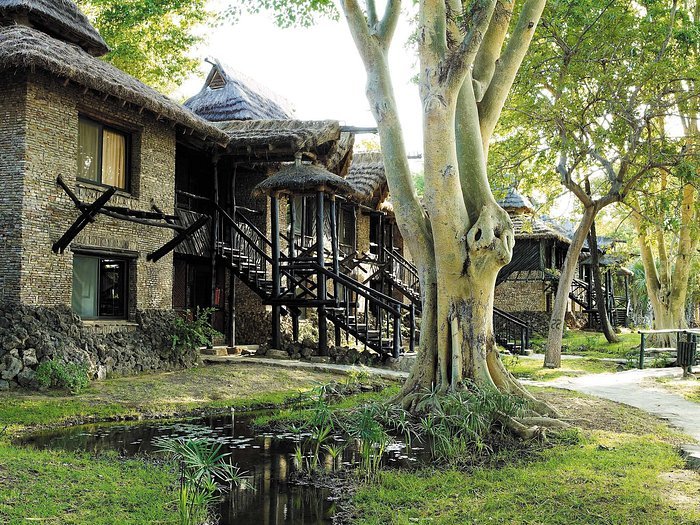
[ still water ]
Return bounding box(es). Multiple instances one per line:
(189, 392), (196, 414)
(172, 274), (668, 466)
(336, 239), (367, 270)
(20, 413), (421, 525)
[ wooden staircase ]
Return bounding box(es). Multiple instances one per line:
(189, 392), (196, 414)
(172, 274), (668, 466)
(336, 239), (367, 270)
(216, 209), (410, 357)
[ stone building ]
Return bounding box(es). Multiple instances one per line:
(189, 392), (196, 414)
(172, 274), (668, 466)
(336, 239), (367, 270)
(492, 188), (573, 334)
(0, 0), (228, 386)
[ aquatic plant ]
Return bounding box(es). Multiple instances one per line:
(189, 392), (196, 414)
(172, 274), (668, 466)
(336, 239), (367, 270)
(154, 437), (251, 525)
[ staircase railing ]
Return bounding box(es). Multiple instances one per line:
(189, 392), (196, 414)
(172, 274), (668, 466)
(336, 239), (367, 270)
(493, 307), (530, 353)
(216, 205), (272, 298)
(285, 261), (414, 357)
(381, 245), (529, 352)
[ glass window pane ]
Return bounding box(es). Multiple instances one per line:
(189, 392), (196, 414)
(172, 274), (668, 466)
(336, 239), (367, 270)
(99, 259), (126, 318)
(78, 119), (100, 182)
(72, 256), (98, 318)
(101, 129), (127, 189)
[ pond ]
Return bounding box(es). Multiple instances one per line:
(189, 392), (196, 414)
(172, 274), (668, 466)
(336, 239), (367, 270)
(20, 412), (423, 525)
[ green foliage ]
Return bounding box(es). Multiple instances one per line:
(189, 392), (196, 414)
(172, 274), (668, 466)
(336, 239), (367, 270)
(223, 0), (338, 28)
(154, 437), (251, 525)
(77, 0), (210, 93)
(171, 308), (222, 356)
(35, 360), (90, 395)
(341, 404), (391, 479)
(416, 384), (527, 463)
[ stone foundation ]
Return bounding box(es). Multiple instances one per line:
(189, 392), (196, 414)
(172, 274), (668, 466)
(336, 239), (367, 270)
(0, 304), (198, 390)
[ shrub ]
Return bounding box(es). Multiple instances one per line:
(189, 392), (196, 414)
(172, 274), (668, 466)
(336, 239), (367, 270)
(35, 360), (90, 395)
(171, 307), (222, 356)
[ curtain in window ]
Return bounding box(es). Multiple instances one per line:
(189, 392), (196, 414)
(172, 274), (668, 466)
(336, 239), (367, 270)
(78, 119), (100, 182)
(72, 256), (98, 318)
(102, 129), (127, 189)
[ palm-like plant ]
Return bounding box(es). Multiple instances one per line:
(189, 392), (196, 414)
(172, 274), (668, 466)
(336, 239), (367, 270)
(155, 437), (252, 525)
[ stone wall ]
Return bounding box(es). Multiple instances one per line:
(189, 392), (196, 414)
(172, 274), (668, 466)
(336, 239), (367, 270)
(0, 72), (27, 304)
(20, 72), (175, 310)
(495, 280), (548, 312)
(0, 71), (190, 384)
(0, 304), (197, 390)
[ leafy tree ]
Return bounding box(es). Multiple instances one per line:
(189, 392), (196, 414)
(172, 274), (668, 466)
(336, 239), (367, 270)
(234, 0), (560, 433)
(78, 0), (209, 93)
(628, 2), (700, 336)
(497, 0), (695, 367)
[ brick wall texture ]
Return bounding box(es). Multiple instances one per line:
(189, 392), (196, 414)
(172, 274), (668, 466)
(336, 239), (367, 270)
(7, 71), (175, 312)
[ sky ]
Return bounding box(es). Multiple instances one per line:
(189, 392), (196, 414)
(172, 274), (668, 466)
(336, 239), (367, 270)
(175, 3), (424, 154)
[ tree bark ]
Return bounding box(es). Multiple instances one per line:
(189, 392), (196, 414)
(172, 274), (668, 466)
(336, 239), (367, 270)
(545, 206), (597, 368)
(587, 220), (620, 343)
(339, 0), (557, 425)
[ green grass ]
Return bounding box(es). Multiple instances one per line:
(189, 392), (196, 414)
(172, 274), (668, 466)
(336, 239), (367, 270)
(531, 330), (640, 360)
(652, 377), (700, 404)
(352, 433), (700, 525)
(0, 362), (344, 431)
(503, 355), (620, 381)
(0, 444), (176, 524)
(253, 383), (402, 427)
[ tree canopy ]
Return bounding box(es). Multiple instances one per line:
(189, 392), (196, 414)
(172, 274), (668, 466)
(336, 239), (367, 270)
(78, 0), (210, 93)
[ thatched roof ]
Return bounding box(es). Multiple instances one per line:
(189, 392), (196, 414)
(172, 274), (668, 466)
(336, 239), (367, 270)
(498, 187), (534, 213)
(185, 59), (294, 122)
(0, 0), (109, 56)
(511, 214), (571, 244)
(252, 163), (353, 198)
(217, 119), (339, 151)
(0, 25), (228, 144)
(346, 152), (388, 208)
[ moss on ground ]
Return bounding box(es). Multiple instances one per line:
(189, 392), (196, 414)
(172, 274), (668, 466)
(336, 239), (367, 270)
(0, 362), (341, 431)
(649, 376), (700, 404)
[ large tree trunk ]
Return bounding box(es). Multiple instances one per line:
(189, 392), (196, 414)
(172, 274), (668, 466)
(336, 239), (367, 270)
(339, 0), (557, 428)
(545, 206), (597, 368)
(588, 220), (620, 343)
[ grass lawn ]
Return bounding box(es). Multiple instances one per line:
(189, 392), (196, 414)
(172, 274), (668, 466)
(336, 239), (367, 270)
(352, 388), (700, 525)
(649, 376), (700, 404)
(2, 362), (699, 524)
(0, 362), (340, 431)
(503, 355), (620, 381)
(531, 329), (640, 360)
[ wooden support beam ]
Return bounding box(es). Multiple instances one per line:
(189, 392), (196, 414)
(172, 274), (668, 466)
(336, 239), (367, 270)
(271, 195), (282, 349)
(147, 216), (210, 262)
(53, 185), (116, 254)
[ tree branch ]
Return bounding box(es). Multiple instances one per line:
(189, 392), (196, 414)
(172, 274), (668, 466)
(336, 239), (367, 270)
(478, 0), (546, 145)
(377, 0), (401, 47)
(472, 0), (513, 102)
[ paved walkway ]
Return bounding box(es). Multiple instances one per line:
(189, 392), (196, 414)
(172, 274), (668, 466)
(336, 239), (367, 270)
(531, 367), (700, 467)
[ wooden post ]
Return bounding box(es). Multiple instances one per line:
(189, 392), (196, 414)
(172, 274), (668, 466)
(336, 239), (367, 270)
(211, 155), (220, 322)
(229, 166), (237, 346)
(271, 194), (281, 349)
(288, 196), (299, 343)
(639, 332), (646, 369)
(330, 197), (342, 347)
(317, 190), (328, 356)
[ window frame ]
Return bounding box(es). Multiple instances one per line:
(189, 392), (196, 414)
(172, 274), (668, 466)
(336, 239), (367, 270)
(77, 115), (131, 192)
(72, 254), (130, 321)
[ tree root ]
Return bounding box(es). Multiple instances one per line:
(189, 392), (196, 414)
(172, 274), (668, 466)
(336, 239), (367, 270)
(517, 416), (570, 429)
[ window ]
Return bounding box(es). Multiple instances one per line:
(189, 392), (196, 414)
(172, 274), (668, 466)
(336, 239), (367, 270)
(78, 116), (129, 190)
(339, 205), (356, 250)
(72, 255), (128, 319)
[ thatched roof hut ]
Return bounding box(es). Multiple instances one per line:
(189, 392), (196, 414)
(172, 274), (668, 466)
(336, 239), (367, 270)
(345, 152), (388, 208)
(185, 59), (294, 122)
(0, 0), (109, 56)
(498, 187), (570, 243)
(0, 25), (228, 144)
(253, 163), (353, 198)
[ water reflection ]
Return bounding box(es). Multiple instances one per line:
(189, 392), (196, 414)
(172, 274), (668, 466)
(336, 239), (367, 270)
(20, 413), (422, 525)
